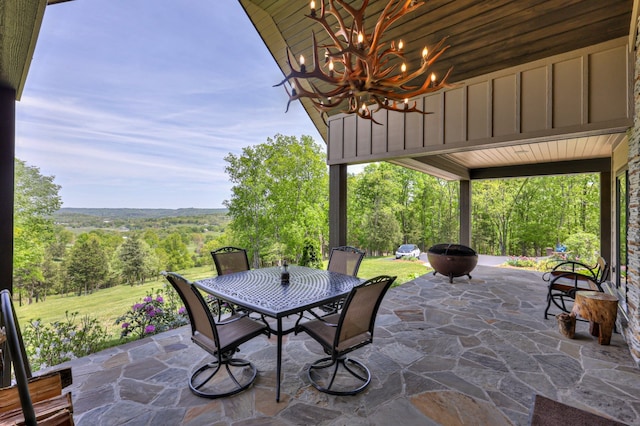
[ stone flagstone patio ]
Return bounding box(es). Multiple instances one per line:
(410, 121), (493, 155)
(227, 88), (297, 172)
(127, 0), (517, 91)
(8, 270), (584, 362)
(52, 265), (640, 425)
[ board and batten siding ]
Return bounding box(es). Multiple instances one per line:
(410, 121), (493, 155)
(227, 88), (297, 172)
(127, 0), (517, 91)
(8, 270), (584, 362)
(327, 37), (632, 165)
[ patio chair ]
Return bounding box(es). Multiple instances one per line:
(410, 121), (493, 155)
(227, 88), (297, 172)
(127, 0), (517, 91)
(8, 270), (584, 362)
(327, 246), (365, 276)
(211, 246), (250, 276)
(296, 275), (396, 396)
(321, 246), (366, 314)
(163, 272), (268, 399)
(543, 256), (610, 319)
(210, 246), (251, 320)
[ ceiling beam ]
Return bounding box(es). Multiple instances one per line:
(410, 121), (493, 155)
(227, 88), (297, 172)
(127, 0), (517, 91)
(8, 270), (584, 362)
(470, 158), (611, 180)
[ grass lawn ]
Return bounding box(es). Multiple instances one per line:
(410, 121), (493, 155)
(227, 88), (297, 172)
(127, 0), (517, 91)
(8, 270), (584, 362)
(14, 257), (431, 341)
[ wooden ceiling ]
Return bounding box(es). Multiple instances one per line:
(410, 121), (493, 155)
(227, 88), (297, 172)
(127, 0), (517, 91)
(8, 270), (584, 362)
(243, 0), (633, 109)
(241, 0), (634, 175)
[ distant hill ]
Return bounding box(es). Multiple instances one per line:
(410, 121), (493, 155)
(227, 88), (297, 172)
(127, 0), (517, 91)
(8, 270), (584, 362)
(53, 208), (228, 220)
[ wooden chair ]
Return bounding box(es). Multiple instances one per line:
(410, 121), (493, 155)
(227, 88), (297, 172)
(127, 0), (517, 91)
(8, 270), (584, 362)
(297, 275), (396, 396)
(0, 289), (73, 425)
(163, 272), (268, 399)
(210, 246), (251, 319)
(543, 256), (610, 319)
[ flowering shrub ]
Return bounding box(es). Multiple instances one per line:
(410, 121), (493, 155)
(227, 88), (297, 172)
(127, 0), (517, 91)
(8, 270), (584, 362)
(505, 256), (539, 268)
(116, 286), (188, 340)
(22, 311), (108, 371)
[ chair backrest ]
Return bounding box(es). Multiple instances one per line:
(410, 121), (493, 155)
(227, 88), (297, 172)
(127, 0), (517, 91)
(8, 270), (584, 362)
(334, 275), (396, 352)
(163, 272), (219, 348)
(211, 246), (250, 276)
(595, 256), (610, 284)
(327, 246), (365, 276)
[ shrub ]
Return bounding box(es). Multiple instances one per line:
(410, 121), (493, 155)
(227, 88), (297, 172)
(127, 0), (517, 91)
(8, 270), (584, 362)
(505, 256), (538, 268)
(299, 238), (323, 269)
(563, 232), (599, 265)
(116, 286), (188, 340)
(23, 311), (108, 371)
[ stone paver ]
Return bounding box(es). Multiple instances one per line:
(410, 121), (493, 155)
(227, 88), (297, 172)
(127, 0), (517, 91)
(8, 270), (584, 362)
(52, 265), (640, 425)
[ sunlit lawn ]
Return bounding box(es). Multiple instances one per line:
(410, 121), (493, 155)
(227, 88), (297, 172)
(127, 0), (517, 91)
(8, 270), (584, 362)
(14, 257), (431, 341)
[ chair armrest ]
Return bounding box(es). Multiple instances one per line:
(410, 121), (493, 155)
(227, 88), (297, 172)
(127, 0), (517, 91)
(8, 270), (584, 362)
(551, 260), (593, 272)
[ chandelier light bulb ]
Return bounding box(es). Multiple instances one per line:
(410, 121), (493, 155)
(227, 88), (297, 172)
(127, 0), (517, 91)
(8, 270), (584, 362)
(275, 0), (452, 123)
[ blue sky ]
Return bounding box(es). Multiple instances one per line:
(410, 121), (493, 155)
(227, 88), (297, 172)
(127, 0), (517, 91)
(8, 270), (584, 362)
(15, 1), (326, 209)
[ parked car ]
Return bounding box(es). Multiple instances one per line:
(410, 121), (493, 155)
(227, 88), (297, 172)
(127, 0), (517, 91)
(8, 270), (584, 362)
(395, 244), (421, 259)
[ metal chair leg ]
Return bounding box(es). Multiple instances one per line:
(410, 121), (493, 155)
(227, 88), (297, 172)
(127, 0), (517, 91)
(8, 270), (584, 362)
(307, 356), (371, 396)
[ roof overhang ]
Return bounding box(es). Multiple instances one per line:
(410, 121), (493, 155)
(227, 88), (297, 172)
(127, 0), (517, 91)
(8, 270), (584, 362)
(0, 0), (48, 100)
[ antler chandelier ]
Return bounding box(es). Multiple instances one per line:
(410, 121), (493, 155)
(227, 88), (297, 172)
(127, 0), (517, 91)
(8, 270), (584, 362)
(275, 0), (453, 124)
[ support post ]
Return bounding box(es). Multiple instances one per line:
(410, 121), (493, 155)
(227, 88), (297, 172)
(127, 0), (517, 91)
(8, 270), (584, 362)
(600, 170), (611, 267)
(459, 180), (471, 246)
(329, 164), (347, 251)
(0, 87), (15, 292)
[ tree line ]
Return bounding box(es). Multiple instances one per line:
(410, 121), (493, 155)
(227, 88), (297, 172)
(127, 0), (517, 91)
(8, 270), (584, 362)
(13, 134), (600, 303)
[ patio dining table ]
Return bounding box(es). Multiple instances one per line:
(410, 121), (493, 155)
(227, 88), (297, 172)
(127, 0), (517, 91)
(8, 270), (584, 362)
(194, 265), (364, 402)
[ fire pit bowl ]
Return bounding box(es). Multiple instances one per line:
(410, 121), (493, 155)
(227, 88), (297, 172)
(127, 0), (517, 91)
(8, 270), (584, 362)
(427, 243), (478, 283)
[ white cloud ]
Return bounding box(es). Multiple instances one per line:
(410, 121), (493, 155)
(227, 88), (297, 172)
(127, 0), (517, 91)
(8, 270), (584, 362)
(15, 0), (324, 208)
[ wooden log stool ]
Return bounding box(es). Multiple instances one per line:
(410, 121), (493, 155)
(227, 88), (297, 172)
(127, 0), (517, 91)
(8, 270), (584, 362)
(571, 291), (618, 345)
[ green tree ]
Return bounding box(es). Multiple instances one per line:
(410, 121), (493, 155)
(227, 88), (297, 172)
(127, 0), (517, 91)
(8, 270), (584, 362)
(13, 159), (62, 304)
(224, 134), (328, 266)
(350, 163), (403, 255)
(473, 178), (529, 255)
(115, 236), (147, 286)
(65, 234), (110, 296)
(161, 232), (193, 271)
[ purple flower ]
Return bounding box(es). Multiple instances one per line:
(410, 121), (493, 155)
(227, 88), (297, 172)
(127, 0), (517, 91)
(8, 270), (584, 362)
(147, 309), (157, 318)
(156, 296), (164, 303)
(144, 325), (156, 334)
(178, 306), (186, 315)
(121, 322), (130, 329)
(133, 303), (143, 311)
(143, 296), (152, 303)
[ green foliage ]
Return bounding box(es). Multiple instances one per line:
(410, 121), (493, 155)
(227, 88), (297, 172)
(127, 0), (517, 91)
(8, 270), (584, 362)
(349, 163), (403, 255)
(65, 234), (110, 295)
(13, 159), (62, 304)
(224, 134), (328, 266)
(115, 287), (188, 340)
(22, 311), (108, 371)
(472, 174), (600, 256)
(113, 236), (159, 285)
(505, 256), (538, 268)
(299, 238), (323, 269)
(563, 231), (600, 265)
(161, 232), (193, 271)
(348, 163), (459, 255)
